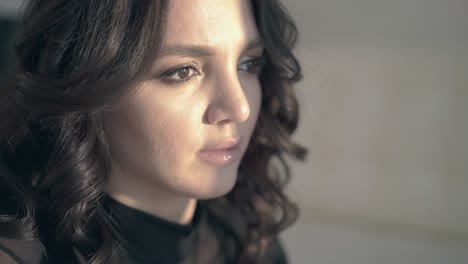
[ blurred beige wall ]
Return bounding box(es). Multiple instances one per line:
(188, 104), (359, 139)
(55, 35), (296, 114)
(281, 0), (468, 263)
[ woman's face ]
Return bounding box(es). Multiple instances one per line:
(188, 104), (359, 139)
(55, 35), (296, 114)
(102, 0), (263, 199)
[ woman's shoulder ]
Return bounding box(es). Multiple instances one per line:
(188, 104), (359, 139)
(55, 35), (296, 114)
(0, 237), (44, 264)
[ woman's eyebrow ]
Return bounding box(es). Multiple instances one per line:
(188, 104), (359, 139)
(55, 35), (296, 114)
(158, 36), (264, 58)
(159, 45), (214, 58)
(241, 36), (264, 54)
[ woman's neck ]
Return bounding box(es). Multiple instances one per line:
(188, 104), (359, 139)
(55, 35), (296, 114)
(107, 192), (197, 225)
(106, 169), (197, 225)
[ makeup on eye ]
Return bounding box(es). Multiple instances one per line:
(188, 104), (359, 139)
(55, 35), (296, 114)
(159, 63), (201, 84)
(237, 55), (266, 74)
(157, 53), (266, 85)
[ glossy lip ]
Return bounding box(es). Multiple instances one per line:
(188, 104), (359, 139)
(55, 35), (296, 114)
(198, 136), (243, 165)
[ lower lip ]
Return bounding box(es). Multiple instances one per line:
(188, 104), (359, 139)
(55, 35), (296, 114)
(198, 145), (243, 165)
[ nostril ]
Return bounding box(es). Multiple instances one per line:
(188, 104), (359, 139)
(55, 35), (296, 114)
(206, 74), (252, 125)
(205, 96), (250, 125)
(225, 94), (250, 123)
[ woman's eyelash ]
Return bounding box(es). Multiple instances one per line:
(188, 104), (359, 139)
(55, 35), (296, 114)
(237, 56), (266, 74)
(158, 56), (266, 85)
(159, 65), (201, 84)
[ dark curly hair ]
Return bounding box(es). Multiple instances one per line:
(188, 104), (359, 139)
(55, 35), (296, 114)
(0, 0), (306, 263)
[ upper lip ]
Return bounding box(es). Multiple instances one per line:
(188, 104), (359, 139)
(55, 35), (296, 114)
(200, 135), (242, 151)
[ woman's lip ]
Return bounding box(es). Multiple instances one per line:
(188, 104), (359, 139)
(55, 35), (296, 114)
(200, 136), (242, 151)
(197, 145), (243, 165)
(198, 136), (243, 165)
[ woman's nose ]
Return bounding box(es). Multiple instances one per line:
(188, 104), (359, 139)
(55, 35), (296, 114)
(205, 73), (251, 125)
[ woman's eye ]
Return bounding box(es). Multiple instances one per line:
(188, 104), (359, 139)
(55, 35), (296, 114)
(237, 56), (266, 74)
(159, 66), (200, 83)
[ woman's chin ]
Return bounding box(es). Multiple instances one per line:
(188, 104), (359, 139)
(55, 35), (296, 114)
(188, 170), (239, 200)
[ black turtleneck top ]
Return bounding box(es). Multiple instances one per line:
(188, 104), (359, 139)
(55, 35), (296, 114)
(102, 195), (205, 263)
(0, 197), (288, 264)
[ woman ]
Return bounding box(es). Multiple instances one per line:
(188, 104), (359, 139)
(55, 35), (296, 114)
(0, 0), (306, 263)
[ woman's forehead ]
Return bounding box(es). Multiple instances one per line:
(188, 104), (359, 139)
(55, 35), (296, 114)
(163, 0), (260, 53)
